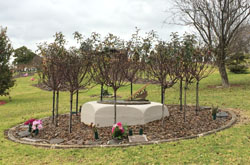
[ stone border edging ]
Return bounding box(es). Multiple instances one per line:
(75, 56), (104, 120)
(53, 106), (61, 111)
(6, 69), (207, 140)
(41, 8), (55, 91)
(7, 109), (237, 149)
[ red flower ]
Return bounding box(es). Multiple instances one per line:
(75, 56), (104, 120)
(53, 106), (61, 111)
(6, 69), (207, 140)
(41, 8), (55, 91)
(24, 119), (36, 125)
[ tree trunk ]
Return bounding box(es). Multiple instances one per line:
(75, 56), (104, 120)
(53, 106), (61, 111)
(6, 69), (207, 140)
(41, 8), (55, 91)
(130, 81), (133, 101)
(195, 81), (199, 116)
(161, 86), (164, 104)
(218, 59), (229, 87)
(55, 90), (59, 126)
(76, 90), (79, 115)
(69, 92), (73, 133)
(114, 89), (117, 124)
(161, 88), (165, 127)
(52, 90), (55, 124)
(100, 84), (103, 102)
(184, 81), (187, 122)
(179, 78), (183, 111)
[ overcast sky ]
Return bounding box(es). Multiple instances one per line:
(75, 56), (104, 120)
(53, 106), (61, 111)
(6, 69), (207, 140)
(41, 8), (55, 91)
(0, 0), (190, 52)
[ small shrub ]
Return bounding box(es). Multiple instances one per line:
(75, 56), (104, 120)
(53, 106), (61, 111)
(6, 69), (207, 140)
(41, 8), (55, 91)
(226, 52), (248, 74)
(228, 64), (248, 74)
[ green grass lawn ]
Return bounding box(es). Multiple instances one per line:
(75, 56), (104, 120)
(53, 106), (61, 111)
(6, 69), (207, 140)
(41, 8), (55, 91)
(0, 71), (250, 164)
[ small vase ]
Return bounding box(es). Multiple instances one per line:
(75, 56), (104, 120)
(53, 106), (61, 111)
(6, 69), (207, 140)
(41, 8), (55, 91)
(28, 123), (32, 132)
(129, 129), (133, 136)
(34, 129), (39, 135)
(212, 114), (216, 120)
(139, 128), (143, 135)
(94, 131), (99, 140)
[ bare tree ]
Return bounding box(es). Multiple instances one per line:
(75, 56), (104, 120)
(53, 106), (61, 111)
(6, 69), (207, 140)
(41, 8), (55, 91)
(125, 29), (143, 100)
(179, 34), (196, 121)
(62, 47), (92, 133)
(171, 0), (250, 87)
(94, 34), (129, 124)
(227, 23), (250, 55)
(145, 32), (179, 126)
(84, 32), (107, 102)
(74, 32), (95, 112)
(38, 32), (66, 125)
(190, 46), (215, 115)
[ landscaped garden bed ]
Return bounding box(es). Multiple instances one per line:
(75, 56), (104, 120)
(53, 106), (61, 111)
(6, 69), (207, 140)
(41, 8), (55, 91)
(9, 105), (234, 147)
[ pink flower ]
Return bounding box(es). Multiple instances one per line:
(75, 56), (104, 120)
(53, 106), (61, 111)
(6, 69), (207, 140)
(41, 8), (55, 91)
(33, 120), (42, 125)
(121, 128), (124, 133)
(31, 77), (35, 81)
(112, 124), (117, 133)
(37, 124), (43, 130)
(32, 120), (43, 130)
(32, 125), (36, 130)
(23, 73), (28, 77)
(112, 122), (124, 133)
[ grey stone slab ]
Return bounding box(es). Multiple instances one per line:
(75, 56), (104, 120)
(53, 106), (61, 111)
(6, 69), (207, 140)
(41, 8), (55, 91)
(216, 111), (229, 118)
(22, 138), (44, 142)
(107, 139), (122, 145)
(49, 138), (64, 144)
(18, 131), (30, 138)
(128, 135), (148, 143)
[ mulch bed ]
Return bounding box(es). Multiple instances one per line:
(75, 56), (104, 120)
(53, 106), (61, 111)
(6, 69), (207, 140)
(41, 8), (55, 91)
(12, 105), (232, 145)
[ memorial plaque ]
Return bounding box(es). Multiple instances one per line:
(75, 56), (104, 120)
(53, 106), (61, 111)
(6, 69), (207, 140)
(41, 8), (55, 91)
(107, 139), (122, 145)
(216, 111), (229, 118)
(128, 135), (148, 143)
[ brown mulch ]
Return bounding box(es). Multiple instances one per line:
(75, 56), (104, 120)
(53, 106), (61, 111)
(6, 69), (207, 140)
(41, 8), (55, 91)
(12, 105), (232, 145)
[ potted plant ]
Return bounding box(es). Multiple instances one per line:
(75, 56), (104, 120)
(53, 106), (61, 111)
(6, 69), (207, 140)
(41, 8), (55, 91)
(211, 105), (218, 120)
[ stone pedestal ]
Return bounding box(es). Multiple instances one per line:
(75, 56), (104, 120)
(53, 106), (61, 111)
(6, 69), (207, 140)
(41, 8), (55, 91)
(81, 101), (169, 127)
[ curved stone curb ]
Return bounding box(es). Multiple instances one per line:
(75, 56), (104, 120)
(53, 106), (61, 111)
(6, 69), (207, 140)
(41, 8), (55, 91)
(7, 109), (237, 149)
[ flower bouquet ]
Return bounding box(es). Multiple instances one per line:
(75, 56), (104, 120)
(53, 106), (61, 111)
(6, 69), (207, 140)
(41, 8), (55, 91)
(32, 120), (43, 135)
(24, 119), (36, 132)
(112, 122), (127, 140)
